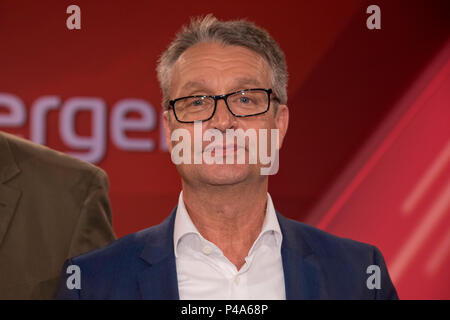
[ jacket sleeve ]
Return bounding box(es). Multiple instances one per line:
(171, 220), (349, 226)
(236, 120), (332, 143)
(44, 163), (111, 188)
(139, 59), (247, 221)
(67, 168), (117, 260)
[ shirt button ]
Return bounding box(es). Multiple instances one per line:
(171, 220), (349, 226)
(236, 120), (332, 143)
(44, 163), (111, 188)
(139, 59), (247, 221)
(234, 276), (240, 285)
(202, 245), (212, 255)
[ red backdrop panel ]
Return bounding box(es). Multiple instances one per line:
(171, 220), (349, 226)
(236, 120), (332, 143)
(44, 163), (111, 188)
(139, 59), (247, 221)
(0, 0), (449, 299)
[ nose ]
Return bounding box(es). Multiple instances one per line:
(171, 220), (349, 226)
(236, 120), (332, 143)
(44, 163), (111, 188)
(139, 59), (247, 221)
(209, 98), (236, 132)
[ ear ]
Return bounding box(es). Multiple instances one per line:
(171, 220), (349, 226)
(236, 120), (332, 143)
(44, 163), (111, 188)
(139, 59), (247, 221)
(162, 110), (173, 153)
(274, 104), (289, 149)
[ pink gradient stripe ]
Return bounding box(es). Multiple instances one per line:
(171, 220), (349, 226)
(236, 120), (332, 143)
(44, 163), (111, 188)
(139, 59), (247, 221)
(317, 53), (450, 230)
(425, 230), (450, 276)
(402, 140), (450, 215)
(389, 181), (450, 280)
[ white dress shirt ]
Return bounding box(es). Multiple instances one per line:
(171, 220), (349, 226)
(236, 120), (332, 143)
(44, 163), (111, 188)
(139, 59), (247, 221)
(173, 192), (286, 300)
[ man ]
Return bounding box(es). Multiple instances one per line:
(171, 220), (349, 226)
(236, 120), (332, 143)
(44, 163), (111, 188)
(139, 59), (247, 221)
(56, 15), (398, 299)
(0, 131), (116, 299)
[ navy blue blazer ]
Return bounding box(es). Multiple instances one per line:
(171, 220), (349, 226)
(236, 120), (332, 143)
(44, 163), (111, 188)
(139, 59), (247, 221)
(56, 209), (398, 299)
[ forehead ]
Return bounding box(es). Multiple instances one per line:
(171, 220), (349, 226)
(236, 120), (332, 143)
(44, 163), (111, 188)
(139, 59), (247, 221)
(170, 42), (271, 95)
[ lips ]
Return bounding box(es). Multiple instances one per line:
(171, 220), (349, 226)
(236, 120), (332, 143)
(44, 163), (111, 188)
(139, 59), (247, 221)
(204, 143), (246, 155)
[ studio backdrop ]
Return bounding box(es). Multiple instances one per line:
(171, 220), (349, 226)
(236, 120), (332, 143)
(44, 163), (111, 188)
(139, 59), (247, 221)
(0, 0), (449, 299)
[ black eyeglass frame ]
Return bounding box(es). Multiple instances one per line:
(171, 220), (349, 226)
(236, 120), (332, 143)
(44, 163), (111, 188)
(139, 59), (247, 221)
(168, 88), (275, 123)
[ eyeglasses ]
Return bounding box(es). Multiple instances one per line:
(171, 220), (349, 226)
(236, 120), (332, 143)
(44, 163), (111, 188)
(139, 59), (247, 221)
(168, 88), (275, 123)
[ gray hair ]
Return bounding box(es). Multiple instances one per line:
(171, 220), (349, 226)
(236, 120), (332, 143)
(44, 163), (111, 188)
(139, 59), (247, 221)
(156, 14), (288, 109)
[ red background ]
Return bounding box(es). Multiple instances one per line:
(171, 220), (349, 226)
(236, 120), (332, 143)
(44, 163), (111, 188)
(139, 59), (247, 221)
(0, 0), (449, 299)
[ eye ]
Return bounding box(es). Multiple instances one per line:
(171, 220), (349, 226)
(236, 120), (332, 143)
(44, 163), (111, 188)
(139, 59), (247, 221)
(239, 96), (252, 104)
(191, 99), (204, 106)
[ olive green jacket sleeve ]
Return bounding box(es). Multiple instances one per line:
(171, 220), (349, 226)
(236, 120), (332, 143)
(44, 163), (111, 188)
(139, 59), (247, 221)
(66, 168), (115, 259)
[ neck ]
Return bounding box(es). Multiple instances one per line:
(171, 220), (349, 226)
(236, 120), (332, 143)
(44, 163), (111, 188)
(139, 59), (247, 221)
(181, 178), (268, 269)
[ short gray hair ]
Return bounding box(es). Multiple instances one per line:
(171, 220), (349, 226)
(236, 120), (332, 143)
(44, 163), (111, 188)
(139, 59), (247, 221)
(156, 14), (288, 109)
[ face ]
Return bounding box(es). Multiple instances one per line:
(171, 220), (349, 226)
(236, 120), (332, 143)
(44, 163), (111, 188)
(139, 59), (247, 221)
(163, 42), (289, 188)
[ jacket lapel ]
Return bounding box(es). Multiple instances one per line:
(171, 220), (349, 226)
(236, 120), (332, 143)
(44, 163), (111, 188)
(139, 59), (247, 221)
(137, 209), (180, 300)
(0, 132), (21, 247)
(277, 213), (328, 299)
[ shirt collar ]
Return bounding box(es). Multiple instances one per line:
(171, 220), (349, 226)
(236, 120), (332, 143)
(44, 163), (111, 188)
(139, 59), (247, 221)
(173, 191), (282, 258)
(173, 192), (201, 258)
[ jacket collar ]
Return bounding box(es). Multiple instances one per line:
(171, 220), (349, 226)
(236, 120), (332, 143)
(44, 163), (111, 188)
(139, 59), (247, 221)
(277, 212), (328, 299)
(138, 208), (180, 299)
(0, 132), (21, 183)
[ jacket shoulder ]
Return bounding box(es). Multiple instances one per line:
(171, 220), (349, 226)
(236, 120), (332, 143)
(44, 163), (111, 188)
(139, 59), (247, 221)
(69, 216), (171, 275)
(71, 228), (150, 266)
(57, 222), (169, 299)
(279, 216), (378, 282)
(278, 215), (398, 299)
(1, 132), (107, 192)
(279, 215), (376, 254)
(2, 132), (104, 177)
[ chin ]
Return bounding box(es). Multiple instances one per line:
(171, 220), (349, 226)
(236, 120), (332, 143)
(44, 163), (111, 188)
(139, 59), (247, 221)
(197, 163), (255, 186)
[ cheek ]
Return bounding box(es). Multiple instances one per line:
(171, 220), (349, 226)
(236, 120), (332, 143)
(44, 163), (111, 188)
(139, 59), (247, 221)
(236, 113), (275, 130)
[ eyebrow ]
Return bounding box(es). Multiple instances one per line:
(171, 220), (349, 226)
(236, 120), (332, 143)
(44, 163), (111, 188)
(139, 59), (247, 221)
(181, 80), (208, 92)
(232, 77), (264, 89)
(180, 77), (265, 95)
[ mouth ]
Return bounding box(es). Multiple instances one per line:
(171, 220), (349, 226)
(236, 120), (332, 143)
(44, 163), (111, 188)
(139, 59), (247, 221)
(204, 143), (246, 156)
